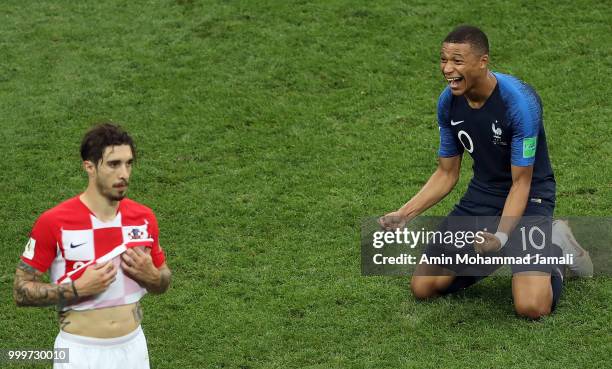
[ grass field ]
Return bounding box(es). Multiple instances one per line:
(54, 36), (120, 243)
(0, 1), (611, 368)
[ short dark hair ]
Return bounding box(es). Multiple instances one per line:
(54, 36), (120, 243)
(443, 25), (489, 55)
(80, 123), (136, 165)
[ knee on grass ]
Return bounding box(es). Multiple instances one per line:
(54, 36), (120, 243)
(514, 298), (552, 319)
(410, 277), (445, 300)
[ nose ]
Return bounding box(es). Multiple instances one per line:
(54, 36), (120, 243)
(118, 164), (130, 180)
(442, 62), (454, 76)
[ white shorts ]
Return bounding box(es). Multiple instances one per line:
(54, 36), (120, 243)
(53, 326), (149, 369)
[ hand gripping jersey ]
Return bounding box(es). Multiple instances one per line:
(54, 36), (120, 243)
(21, 196), (166, 311)
(437, 72), (556, 203)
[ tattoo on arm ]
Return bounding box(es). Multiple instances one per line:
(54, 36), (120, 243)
(146, 266), (171, 294)
(13, 261), (78, 308)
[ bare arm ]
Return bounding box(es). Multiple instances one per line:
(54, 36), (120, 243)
(380, 155), (462, 228)
(141, 264), (171, 294)
(497, 164), (533, 235)
(474, 165), (533, 253)
(13, 261), (77, 307)
(400, 155), (462, 218)
(14, 260), (117, 308)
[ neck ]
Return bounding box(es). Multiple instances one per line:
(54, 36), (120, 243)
(80, 185), (120, 221)
(465, 71), (497, 109)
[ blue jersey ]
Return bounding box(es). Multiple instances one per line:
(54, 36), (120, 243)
(437, 72), (556, 204)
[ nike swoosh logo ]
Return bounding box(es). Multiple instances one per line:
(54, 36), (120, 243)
(70, 242), (86, 249)
(450, 120), (464, 126)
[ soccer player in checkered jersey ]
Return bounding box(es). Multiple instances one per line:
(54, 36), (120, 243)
(13, 123), (171, 368)
(379, 25), (592, 319)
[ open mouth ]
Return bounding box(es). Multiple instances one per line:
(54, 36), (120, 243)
(446, 76), (464, 89)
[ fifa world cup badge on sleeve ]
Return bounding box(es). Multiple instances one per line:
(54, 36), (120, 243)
(523, 137), (537, 158)
(23, 238), (36, 259)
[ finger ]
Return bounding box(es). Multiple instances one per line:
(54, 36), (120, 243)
(132, 247), (144, 256)
(103, 270), (116, 281)
(106, 262), (118, 273)
(100, 263), (117, 277)
(121, 261), (136, 274)
(105, 276), (116, 286)
(131, 250), (147, 263)
(378, 217), (390, 230)
(93, 261), (110, 270)
(122, 253), (135, 265)
(100, 271), (115, 284)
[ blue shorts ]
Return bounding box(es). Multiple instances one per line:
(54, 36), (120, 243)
(421, 191), (559, 276)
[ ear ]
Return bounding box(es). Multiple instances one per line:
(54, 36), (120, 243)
(83, 160), (96, 177)
(479, 53), (489, 70)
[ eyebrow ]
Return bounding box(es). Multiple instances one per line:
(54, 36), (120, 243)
(440, 53), (465, 59)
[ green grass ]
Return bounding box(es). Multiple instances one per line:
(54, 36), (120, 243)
(0, 0), (610, 368)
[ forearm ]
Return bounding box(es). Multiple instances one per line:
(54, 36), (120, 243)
(14, 261), (78, 307)
(497, 182), (530, 235)
(400, 169), (458, 219)
(142, 266), (171, 294)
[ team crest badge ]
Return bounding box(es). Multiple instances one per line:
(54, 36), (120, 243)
(491, 120), (507, 145)
(129, 228), (143, 240)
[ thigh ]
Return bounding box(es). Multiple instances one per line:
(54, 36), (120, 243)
(420, 200), (501, 276)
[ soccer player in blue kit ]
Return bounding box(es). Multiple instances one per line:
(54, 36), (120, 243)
(379, 25), (592, 319)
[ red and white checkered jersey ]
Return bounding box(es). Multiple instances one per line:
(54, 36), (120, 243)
(20, 196), (166, 311)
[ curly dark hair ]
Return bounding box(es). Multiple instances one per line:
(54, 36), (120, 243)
(80, 122), (136, 165)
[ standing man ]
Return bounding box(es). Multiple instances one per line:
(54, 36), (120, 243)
(14, 123), (171, 368)
(379, 25), (591, 319)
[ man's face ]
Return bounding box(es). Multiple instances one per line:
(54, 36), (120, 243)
(440, 42), (488, 96)
(88, 145), (133, 202)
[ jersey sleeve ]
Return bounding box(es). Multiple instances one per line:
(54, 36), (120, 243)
(147, 212), (166, 268)
(499, 76), (542, 166)
(437, 87), (462, 157)
(20, 212), (58, 273)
